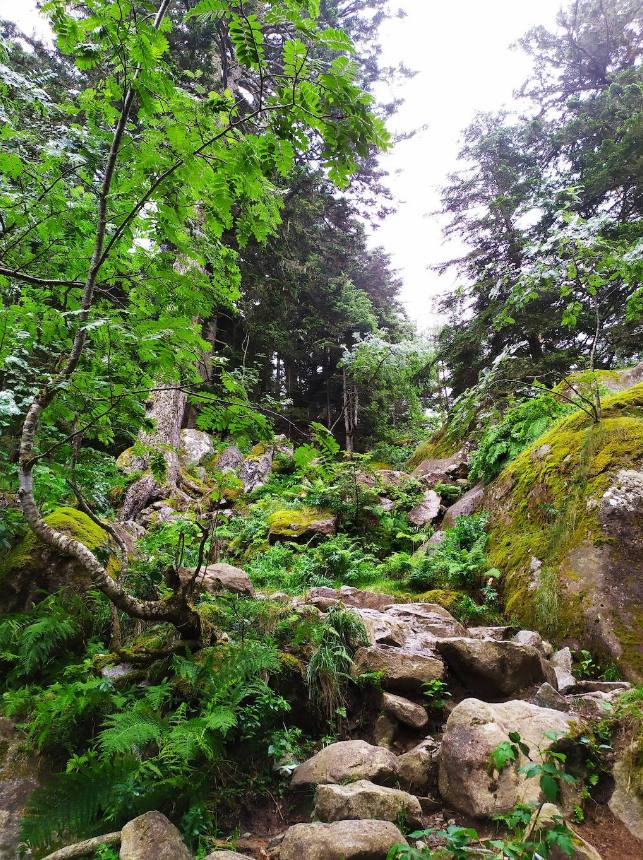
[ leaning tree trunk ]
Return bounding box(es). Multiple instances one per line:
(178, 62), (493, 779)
(120, 386), (187, 520)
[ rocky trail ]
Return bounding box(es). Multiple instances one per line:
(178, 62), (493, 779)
(2, 378), (642, 860)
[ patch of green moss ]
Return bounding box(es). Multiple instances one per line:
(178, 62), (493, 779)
(267, 507), (333, 538)
(488, 384), (643, 650)
(414, 588), (462, 609)
(0, 507), (110, 581)
(407, 431), (461, 468)
(116, 446), (135, 471)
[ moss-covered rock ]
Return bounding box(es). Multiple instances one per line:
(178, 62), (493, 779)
(487, 383), (643, 680)
(268, 507), (336, 541)
(0, 506), (112, 612)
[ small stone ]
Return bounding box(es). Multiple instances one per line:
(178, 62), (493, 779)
(551, 647), (576, 693)
(534, 682), (570, 712)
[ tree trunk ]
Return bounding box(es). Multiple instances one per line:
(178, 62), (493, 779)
(120, 386), (187, 520)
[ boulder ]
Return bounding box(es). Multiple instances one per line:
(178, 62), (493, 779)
(552, 648), (576, 693)
(120, 811), (191, 860)
(214, 445), (244, 473)
(512, 629), (551, 656)
(273, 820), (406, 860)
(381, 693), (428, 730)
(486, 384), (643, 683)
(372, 713), (397, 749)
(239, 452), (273, 492)
(609, 740), (643, 840)
(291, 740), (399, 788)
(442, 483), (484, 527)
(534, 682), (570, 712)
(182, 562), (254, 597)
(352, 645), (444, 694)
(376, 469), (407, 487)
(407, 490), (441, 527)
(314, 780), (422, 827)
(179, 429), (214, 467)
(385, 603), (466, 644)
(268, 508), (336, 541)
(412, 452), (467, 486)
(306, 587), (394, 612)
(438, 698), (575, 818)
(354, 608), (406, 647)
(397, 737), (440, 792)
(436, 637), (555, 698)
(466, 626), (517, 641)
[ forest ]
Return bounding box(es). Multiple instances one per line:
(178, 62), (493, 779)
(0, 1), (641, 859)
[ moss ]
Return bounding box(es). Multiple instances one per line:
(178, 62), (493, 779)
(488, 383), (643, 654)
(414, 588), (462, 610)
(267, 507), (332, 538)
(407, 432), (460, 468)
(278, 651), (304, 675)
(116, 446), (135, 471)
(0, 507), (110, 582)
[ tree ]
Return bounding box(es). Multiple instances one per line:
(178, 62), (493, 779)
(1, 0), (387, 638)
(436, 0), (643, 394)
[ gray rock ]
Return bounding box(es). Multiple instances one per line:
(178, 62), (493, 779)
(291, 740), (399, 788)
(438, 698), (575, 818)
(466, 626), (517, 641)
(204, 853), (251, 860)
(0, 718), (40, 860)
(407, 490), (441, 527)
(352, 644), (444, 694)
(179, 429), (214, 466)
(397, 737), (440, 792)
(214, 445), (244, 473)
(436, 637), (556, 698)
(273, 820), (406, 860)
(442, 483), (484, 527)
(384, 602), (467, 646)
(567, 680), (631, 694)
(182, 562), (254, 597)
(120, 811), (191, 860)
(551, 647), (576, 693)
(534, 682), (570, 712)
(382, 693), (428, 730)
(512, 629), (551, 656)
(314, 780), (422, 827)
(373, 713), (397, 749)
(239, 451), (273, 492)
(609, 740), (643, 840)
(306, 586), (394, 612)
(412, 452), (467, 486)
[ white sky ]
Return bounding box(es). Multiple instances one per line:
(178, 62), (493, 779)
(0, 0), (563, 330)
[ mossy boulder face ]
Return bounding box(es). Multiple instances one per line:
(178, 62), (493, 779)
(0, 506), (112, 612)
(268, 507), (336, 542)
(487, 384), (643, 681)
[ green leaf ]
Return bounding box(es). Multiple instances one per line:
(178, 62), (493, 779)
(540, 773), (560, 802)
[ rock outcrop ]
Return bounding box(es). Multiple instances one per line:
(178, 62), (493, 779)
(436, 637), (556, 697)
